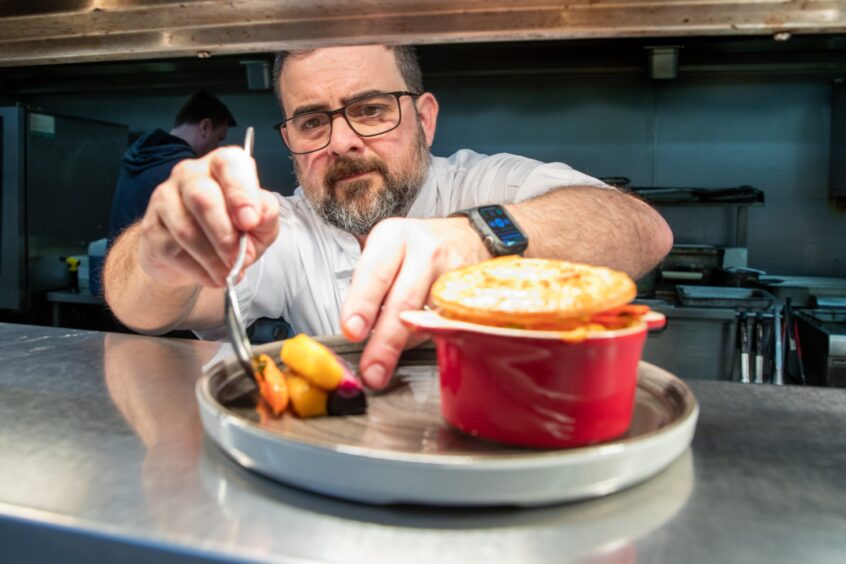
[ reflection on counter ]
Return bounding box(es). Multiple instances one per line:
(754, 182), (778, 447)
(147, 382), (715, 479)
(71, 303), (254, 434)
(200, 430), (694, 564)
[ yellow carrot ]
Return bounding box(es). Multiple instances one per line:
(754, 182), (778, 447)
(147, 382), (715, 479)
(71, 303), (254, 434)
(280, 334), (344, 391)
(285, 372), (328, 418)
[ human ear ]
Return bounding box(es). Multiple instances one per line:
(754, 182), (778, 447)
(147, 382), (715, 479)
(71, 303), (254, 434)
(199, 117), (213, 137)
(414, 92), (439, 148)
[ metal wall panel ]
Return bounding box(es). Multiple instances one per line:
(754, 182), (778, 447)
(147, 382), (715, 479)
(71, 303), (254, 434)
(28, 67), (842, 277)
(0, 106), (24, 310)
(0, 0), (844, 67)
(25, 113), (128, 293)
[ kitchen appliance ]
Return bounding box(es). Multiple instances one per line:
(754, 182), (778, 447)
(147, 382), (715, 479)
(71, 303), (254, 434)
(653, 245), (725, 300)
(0, 106), (127, 312)
(760, 276), (846, 308)
(793, 309), (846, 388)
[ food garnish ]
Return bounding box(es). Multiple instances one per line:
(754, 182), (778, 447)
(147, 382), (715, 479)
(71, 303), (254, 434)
(253, 353), (288, 416)
(285, 371), (329, 418)
(253, 334), (366, 419)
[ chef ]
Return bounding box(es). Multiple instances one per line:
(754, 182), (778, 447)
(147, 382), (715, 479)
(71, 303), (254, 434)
(103, 44), (673, 388)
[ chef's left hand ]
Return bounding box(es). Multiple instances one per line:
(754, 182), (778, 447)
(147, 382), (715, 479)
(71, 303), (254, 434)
(341, 217), (491, 389)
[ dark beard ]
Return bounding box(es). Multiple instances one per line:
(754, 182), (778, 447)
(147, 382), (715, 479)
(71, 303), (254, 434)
(297, 129), (430, 236)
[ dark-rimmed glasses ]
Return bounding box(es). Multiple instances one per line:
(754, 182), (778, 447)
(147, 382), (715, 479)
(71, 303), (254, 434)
(273, 91), (420, 155)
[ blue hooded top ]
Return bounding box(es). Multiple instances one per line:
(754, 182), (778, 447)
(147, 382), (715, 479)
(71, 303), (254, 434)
(108, 128), (196, 246)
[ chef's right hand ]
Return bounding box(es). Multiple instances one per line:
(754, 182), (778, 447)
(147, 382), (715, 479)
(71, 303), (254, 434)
(136, 146), (280, 289)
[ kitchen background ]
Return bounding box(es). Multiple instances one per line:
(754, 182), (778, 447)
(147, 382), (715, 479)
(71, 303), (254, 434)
(2, 35), (844, 383)
(7, 37), (843, 276)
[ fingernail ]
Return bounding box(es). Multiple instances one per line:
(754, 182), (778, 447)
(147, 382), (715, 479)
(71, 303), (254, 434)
(363, 364), (386, 388)
(344, 314), (366, 340)
(238, 206), (258, 228)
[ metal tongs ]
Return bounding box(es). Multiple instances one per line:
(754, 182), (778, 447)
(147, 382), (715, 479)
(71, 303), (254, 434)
(224, 126), (256, 381)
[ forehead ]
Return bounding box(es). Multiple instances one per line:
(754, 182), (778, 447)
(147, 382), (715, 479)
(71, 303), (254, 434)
(279, 46), (407, 112)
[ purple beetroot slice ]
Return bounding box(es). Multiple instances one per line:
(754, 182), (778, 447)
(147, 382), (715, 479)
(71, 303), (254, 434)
(328, 384), (367, 415)
(326, 350), (367, 415)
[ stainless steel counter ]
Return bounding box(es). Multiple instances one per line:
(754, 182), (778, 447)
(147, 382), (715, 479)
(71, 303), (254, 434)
(1, 323), (844, 563)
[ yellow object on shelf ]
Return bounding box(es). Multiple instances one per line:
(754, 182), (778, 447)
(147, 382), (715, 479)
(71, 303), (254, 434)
(63, 257), (81, 272)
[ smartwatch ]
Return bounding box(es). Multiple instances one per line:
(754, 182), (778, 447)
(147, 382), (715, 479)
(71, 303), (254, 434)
(450, 204), (529, 256)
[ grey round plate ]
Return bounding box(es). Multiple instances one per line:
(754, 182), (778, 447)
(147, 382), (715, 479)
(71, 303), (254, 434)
(196, 337), (699, 506)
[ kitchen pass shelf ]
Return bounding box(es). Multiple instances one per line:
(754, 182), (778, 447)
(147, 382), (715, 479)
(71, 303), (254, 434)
(636, 186), (763, 248)
(675, 285), (775, 311)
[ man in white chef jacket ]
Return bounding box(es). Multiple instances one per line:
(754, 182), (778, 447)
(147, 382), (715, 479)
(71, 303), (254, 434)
(103, 44), (673, 389)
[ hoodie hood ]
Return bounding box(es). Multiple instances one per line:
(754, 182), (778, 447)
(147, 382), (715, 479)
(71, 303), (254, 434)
(123, 128), (196, 174)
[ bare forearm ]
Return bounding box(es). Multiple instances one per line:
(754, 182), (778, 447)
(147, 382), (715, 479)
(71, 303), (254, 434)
(506, 187), (673, 279)
(103, 224), (204, 334)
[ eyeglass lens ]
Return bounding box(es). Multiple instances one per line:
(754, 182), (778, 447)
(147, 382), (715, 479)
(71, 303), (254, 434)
(285, 93), (402, 153)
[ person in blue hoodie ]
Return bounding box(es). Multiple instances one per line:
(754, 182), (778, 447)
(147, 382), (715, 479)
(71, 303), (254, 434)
(108, 90), (237, 246)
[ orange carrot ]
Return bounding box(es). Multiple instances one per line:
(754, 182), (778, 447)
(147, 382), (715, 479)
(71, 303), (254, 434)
(254, 353), (289, 416)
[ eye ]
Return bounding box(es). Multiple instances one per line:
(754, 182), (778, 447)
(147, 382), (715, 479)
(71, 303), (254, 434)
(361, 104), (385, 117)
(299, 116), (325, 131)
(348, 101), (389, 119)
(294, 114), (327, 133)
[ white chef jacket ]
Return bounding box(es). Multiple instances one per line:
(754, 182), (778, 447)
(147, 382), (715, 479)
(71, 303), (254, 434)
(197, 149), (608, 339)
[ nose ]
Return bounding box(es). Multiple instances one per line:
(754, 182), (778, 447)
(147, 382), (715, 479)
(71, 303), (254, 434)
(326, 113), (365, 156)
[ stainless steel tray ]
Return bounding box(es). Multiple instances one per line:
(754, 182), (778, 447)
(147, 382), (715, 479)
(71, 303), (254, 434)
(676, 284), (775, 309)
(197, 337), (698, 506)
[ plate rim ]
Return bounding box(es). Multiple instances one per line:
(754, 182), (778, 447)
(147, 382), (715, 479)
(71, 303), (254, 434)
(197, 359), (698, 468)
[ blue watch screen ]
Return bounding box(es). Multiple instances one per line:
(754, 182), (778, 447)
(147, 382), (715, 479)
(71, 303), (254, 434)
(479, 206), (526, 248)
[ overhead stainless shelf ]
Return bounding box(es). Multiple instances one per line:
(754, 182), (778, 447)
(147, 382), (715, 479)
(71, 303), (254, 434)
(0, 0), (844, 67)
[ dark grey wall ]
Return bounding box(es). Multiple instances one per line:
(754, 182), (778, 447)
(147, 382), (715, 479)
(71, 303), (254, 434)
(24, 91), (296, 195)
(429, 74), (841, 277)
(25, 71), (844, 277)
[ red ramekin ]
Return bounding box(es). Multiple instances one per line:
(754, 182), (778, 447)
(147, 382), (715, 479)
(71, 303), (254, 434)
(400, 309), (666, 449)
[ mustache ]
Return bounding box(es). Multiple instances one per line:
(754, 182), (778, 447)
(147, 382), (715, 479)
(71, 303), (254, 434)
(324, 156), (389, 188)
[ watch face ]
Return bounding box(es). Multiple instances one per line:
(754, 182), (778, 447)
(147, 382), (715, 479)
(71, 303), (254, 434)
(479, 205), (527, 249)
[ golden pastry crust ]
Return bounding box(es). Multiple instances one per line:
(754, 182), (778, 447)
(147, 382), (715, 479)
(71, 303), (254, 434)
(430, 257), (637, 330)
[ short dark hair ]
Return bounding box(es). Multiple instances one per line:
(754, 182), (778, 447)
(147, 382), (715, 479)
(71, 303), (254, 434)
(272, 46), (424, 119)
(173, 90), (237, 128)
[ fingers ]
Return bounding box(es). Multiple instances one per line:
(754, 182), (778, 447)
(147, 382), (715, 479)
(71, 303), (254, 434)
(350, 223), (439, 389)
(340, 220), (405, 342)
(137, 214), (220, 289)
(358, 253), (435, 389)
(253, 190), (281, 249)
(137, 146), (278, 289)
(208, 147), (262, 231)
(155, 180), (231, 286)
(238, 190), (280, 274)
(179, 173), (239, 276)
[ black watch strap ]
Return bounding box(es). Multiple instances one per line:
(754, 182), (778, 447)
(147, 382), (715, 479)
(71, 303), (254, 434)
(450, 204), (529, 256)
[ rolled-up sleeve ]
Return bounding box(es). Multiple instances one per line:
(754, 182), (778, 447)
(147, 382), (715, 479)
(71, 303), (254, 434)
(517, 161), (611, 201)
(446, 151), (611, 211)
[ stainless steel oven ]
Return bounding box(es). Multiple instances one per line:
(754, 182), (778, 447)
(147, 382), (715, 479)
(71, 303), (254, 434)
(0, 106), (127, 312)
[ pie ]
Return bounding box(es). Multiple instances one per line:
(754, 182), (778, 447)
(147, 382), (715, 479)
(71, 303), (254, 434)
(430, 256), (639, 331)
